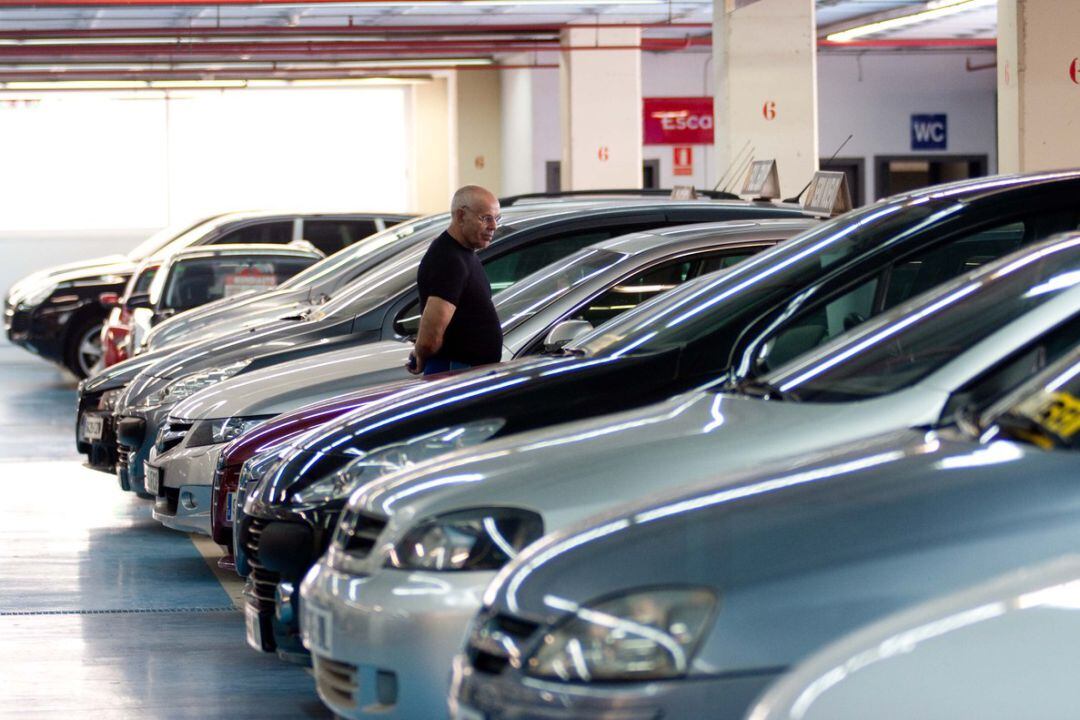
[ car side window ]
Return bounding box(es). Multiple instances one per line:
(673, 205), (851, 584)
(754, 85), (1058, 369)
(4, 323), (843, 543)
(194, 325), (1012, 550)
(163, 256), (316, 311)
(750, 219), (1037, 375)
(881, 221), (1028, 310)
(576, 251), (754, 328)
(482, 231), (617, 293)
(214, 221), (293, 245)
(302, 220), (378, 255)
(755, 274), (881, 373)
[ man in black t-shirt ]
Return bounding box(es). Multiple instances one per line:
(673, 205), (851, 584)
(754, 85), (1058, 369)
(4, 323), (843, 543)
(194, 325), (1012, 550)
(408, 185), (503, 375)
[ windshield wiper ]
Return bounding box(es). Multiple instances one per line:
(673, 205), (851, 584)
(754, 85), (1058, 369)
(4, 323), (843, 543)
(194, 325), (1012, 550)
(731, 378), (800, 402)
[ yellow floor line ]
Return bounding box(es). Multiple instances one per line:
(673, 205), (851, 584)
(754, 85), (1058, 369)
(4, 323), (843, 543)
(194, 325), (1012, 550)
(189, 533), (246, 610)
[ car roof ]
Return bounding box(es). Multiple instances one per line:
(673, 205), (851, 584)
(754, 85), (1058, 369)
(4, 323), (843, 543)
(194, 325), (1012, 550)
(165, 244), (325, 261)
(595, 218), (820, 255)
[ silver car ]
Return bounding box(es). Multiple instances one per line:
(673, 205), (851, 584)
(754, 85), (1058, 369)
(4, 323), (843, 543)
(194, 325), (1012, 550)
(142, 213), (435, 354)
(144, 220), (807, 535)
(747, 556), (1080, 720)
(300, 234), (1080, 719)
(452, 340), (1080, 720)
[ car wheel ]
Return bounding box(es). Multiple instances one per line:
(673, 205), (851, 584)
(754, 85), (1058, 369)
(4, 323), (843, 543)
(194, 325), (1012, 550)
(65, 315), (105, 378)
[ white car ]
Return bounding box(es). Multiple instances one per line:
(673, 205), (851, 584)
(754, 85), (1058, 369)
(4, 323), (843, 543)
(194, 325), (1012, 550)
(298, 234), (1080, 719)
(146, 220), (802, 534)
(746, 555), (1080, 720)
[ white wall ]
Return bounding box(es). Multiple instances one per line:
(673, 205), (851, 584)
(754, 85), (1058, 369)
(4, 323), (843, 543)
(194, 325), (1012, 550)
(0, 86), (411, 234)
(818, 52), (998, 203)
(531, 66), (561, 192)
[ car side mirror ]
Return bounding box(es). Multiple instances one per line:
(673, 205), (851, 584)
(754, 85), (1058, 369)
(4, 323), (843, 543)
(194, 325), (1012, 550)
(543, 319), (593, 353)
(126, 292), (153, 311)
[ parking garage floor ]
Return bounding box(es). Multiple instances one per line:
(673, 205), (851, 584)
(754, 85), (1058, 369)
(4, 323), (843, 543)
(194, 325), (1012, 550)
(0, 345), (331, 719)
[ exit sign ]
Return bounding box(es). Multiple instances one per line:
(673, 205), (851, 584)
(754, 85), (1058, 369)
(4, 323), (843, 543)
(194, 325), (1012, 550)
(911, 114), (947, 150)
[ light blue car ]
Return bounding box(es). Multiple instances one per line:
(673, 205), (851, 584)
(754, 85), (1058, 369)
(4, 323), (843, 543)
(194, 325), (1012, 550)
(450, 333), (1080, 720)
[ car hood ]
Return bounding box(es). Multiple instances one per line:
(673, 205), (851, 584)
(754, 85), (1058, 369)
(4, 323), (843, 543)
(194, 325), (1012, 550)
(355, 384), (943, 530)
(14, 257), (135, 294)
(81, 350), (165, 393)
(146, 286), (308, 351)
(483, 433), (1080, 677)
(253, 351), (685, 502)
(219, 377), (435, 466)
(170, 340), (416, 420)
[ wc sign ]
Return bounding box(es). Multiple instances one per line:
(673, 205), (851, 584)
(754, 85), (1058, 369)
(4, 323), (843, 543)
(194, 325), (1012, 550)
(911, 114), (948, 150)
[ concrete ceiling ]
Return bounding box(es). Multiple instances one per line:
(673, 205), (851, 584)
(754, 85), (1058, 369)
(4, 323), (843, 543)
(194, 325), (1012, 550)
(0, 0), (997, 85)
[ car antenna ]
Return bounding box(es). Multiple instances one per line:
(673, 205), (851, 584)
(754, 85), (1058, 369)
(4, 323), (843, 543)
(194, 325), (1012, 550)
(713, 140), (752, 193)
(783, 134), (853, 204)
(723, 149), (756, 196)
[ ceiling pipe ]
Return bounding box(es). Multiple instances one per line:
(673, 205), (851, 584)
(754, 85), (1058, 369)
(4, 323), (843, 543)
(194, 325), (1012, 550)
(818, 38), (995, 48)
(0, 21), (713, 39)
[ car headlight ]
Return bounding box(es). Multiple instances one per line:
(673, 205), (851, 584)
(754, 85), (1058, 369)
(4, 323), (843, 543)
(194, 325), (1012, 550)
(98, 388), (124, 412)
(290, 419), (504, 507)
(387, 507), (543, 571)
(137, 360), (251, 410)
(16, 281), (59, 309)
(186, 415), (275, 448)
(527, 587), (718, 682)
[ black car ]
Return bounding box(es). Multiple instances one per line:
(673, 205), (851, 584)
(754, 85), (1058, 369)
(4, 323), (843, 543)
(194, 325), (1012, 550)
(238, 170), (1080, 657)
(5, 210), (409, 377)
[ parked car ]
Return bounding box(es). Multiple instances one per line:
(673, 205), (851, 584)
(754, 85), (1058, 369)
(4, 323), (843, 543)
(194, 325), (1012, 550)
(91, 199), (809, 496)
(297, 234), (1080, 719)
(125, 243), (324, 348)
(140, 213), (439, 356)
(6, 210), (407, 377)
(746, 556), (1080, 720)
(232, 171), (1080, 672)
(449, 341), (1080, 720)
(147, 220), (804, 539)
(99, 258), (161, 369)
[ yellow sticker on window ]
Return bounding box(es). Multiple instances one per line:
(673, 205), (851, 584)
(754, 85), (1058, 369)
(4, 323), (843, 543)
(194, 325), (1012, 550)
(1035, 392), (1080, 440)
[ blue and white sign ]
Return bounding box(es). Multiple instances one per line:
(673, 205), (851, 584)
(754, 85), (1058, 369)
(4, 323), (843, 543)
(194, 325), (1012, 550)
(911, 114), (948, 151)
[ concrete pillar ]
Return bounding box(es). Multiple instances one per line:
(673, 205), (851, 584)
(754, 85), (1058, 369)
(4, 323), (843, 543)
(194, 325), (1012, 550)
(559, 27), (643, 190)
(409, 77), (452, 214)
(501, 56), (535, 197)
(998, 0), (1080, 173)
(452, 70), (502, 193)
(713, 0), (818, 198)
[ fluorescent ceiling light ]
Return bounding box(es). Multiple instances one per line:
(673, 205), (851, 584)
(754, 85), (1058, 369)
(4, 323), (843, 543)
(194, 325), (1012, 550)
(0, 76), (437, 92)
(826, 0), (995, 43)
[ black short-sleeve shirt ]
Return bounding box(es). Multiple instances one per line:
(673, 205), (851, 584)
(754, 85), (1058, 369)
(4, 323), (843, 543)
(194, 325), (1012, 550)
(416, 231), (503, 365)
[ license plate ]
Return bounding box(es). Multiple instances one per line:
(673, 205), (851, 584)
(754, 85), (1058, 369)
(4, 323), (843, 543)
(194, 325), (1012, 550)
(245, 603), (263, 650)
(144, 463), (161, 495)
(306, 602), (333, 655)
(83, 415), (104, 441)
(224, 492), (235, 524)
(453, 706), (487, 720)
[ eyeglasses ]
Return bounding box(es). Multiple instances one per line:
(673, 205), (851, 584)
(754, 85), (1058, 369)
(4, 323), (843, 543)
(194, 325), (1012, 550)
(465, 207), (502, 226)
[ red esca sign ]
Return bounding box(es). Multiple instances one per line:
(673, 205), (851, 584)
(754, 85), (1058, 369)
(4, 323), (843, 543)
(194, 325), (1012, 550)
(643, 97), (714, 145)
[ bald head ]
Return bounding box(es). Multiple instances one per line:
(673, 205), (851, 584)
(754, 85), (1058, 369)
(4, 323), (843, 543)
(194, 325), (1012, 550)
(448, 184), (500, 251)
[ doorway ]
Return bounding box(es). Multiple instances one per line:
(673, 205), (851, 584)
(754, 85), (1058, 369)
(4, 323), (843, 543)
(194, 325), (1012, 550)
(874, 155), (988, 200)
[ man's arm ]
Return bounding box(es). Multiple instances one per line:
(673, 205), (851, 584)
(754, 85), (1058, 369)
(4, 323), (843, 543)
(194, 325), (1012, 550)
(409, 296), (456, 374)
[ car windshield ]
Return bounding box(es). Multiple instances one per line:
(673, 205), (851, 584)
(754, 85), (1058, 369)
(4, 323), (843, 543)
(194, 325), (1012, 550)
(493, 247), (627, 332)
(761, 236), (1080, 402)
(575, 198), (953, 357)
(279, 214), (446, 291)
(125, 215), (222, 261)
(982, 347), (1080, 450)
(158, 255), (315, 312)
(311, 236), (437, 320)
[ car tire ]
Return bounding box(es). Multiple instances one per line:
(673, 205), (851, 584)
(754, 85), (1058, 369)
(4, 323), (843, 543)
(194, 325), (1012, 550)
(64, 314), (105, 379)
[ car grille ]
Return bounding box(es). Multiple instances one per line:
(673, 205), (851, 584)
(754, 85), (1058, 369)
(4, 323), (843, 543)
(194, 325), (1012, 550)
(467, 611), (541, 676)
(337, 510), (389, 559)
(155, 421), (193, 454)
(313, 655), (359, 709)
(244, 517), (280, 614)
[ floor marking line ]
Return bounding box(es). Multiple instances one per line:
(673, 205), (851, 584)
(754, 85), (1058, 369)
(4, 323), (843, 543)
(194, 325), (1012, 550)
(0, 607), (239, 616)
